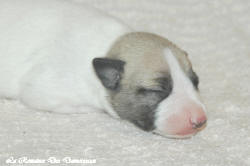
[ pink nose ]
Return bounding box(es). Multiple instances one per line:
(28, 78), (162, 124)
(156, 104), (207, 138)
(190, 114), (207, 129)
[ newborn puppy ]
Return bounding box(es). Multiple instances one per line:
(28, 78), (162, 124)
(0, 0), (207, 138)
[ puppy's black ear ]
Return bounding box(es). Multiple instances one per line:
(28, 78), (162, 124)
(93, 58), (125, 90)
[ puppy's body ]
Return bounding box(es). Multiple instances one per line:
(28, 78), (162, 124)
(0, 0), (207, 138)
(0, 0), (129, 115)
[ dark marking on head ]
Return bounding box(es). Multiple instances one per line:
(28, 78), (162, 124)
(128, 105), (156, 131)
(93, 58), (125, 90)
(110, 74), (173, 131)
(155, 75), (173, 96)
(189, 69), (199, 90)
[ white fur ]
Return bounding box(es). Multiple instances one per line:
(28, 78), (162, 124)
(0, 0), (130, 116)
(154, 48), (206, 129)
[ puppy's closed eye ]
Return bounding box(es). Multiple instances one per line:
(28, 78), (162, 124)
(136, 87), (169, 100)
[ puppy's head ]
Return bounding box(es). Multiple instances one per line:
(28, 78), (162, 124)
(93, 32), (207, 138)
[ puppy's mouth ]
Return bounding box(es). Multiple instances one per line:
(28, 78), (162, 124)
(152, 123), (206, 139)
(152, 130), (197, 139)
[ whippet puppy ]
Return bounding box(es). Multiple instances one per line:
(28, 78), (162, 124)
(0, 0), (207, 138)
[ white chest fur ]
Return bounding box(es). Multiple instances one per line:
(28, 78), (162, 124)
(0, 0), (130, 115)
